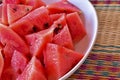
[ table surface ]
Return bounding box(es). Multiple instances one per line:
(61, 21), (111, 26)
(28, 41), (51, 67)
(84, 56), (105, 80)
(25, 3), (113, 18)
(68, 0), (120, 80)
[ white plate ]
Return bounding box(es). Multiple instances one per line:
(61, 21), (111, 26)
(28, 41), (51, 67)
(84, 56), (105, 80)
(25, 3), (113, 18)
(0, 0), (98, 80)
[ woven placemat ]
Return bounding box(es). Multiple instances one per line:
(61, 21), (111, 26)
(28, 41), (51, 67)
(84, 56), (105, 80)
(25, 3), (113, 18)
(67, 2), (120, 80)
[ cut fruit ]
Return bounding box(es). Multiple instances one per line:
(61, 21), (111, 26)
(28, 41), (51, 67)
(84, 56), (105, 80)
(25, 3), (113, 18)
(10, 6), (51, 37)
(26, 0), (46, 9)
(11, 50), (28, 76)
(10, 19), (34, 37)
(53, 25), (74, 49)
(50, 13), (64, 22)
(66, 12), (86, 43)
(7, 4), (33, 24)
(0, 25), (29, 67)
(47, 1), (81, 14)
(17, 57), (47, 80)
(25, 27), (54, 58)
(44, 43), (83, 80)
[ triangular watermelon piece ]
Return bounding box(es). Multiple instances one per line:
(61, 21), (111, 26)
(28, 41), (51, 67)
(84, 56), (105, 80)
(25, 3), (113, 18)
(44, 43), (83, 80)
(26, 0), (46, 9)
(53, 25), (74, 49)
(0, 49), (4, 78)
(66, 12), (86, 43)
(17, 57), (47, 80)
(10, 19), (34, 37)
(7, 4), (33, 24)
(50, 13), (64, 22)
(0, 25), (29, 67)
(25, 27), (54, 59)
(10, 6), (52, 37)
(47, 1), (81, 14)
(11, 50), (28, 76)
(2, 0), (25, 25)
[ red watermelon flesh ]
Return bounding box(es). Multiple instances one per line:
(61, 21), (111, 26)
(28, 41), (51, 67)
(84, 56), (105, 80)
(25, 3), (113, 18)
(66, 12), (86, 43)
(53, 25), (74, 49)
(26, 0), (46, 9)
(1, 66), (17, 80)
(44, 43), (83, 80)
(47, 1), (81, 14)
(1, 4), (8, 25)
(25, 6), (51, 30)
(2, 0), (25, 25)
(0, 18), (2, 23)
(10, 18), (34, 37)
(10, 6), (51, 37)
(0, 50), (4, 77)
(7, 4), (33, 24)
(17, 57), (47, 80)
(25, 27), (54, 59)
(2, 0), (22, 4)
(0, 25), (29, 67)
(53, 14), (67, 29)
(50, 13), (64, 22)
(11, 50), (28, 76)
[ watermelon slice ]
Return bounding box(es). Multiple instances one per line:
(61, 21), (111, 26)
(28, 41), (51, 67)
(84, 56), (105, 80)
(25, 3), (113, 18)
(66, 12), (86, 43)
(10, 19), (34, 37)
(47, 1), (81, 14)
(0, 25), (29, 67)
(7, 4), (33, 24)
(50, 13), (64, 22)
(44, 43), (83, 80)
(26, 0), (46, 9)
(11, 50), (28, 76)
(25, 6), (51, 30)
(0, 49), (4, 77)
(10, 6), (51, 37)
(53, 25), (74, 49)
(2, 0), (25, 25)
(17, 57), (47, 80)
(25, 27), (54, 59)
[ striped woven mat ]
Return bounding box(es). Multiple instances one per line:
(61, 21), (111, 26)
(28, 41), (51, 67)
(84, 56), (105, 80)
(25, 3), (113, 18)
(68, 0), (120, 80)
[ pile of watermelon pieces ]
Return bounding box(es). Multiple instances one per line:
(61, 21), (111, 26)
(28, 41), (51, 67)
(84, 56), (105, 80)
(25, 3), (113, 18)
(0, 0), (87, 80)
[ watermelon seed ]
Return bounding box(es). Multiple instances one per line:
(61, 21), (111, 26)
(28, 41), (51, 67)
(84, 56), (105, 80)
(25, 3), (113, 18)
(44, 23), (49, 29)
(63, 10), (67, 13)
(17, 69), (22, 74)
(32, 26), (38, 32)
(1, 50), (5, 59)
(26, 8), (30, 12)
(13, 7), (17, 12)
(57, 24), (62, 28)
(54, 27), (60, 34)
(27, 54), (32, 61)
(19, 2), (24, 4)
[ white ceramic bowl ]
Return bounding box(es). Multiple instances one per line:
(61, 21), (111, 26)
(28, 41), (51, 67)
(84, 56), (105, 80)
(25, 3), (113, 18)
(58, 0), (98, 80)
(0, 0), (98, 80)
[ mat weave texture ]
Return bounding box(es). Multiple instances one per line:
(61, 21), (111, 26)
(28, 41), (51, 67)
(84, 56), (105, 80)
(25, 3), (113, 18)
(67, 1), (120, 80)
